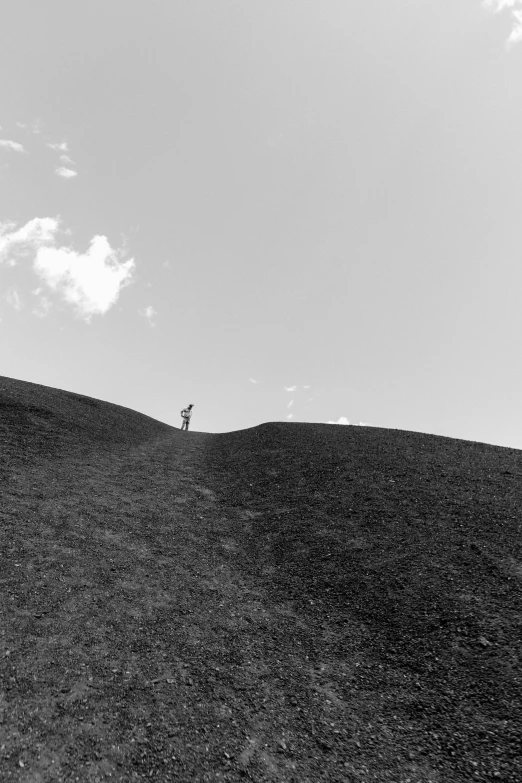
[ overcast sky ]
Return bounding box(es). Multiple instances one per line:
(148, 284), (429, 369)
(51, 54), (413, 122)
(1, 1), (522, 447)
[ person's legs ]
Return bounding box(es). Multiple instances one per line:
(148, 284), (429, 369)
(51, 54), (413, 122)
(186, 420), (190, 431)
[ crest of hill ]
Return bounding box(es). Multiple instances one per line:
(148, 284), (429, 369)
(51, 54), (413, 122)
(0, 375), (173, 456)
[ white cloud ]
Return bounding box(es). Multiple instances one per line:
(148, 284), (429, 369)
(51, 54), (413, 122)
(33, 297), (52, 318)
(284, 385), (297, 392)
(249, 378), (258, 384)
(48, 141), (77, 175)
(287, 413), (294, 420)
(483, 0), (522, 47)
(0, 217), (59, 265)
(325, 418), (373, 426)
(1, 219), (134, 321)
(48, 141), (69, 152)
(34, 234), (134, 321)
(55, 167), (77, 179)
(5, 287), (22, 311)
(32, 288), (52, 318)
(16, 120), (43, 134)
(303, 385), (311, 389)
(287, 399), (294, 408)
(141, 305), (157, 326)
(0, 139), (25, 153)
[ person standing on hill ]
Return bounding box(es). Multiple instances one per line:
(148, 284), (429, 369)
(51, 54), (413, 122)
(180, 404), (194, 431)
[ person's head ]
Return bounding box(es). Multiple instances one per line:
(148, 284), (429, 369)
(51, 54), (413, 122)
(188, 404), (194, 409)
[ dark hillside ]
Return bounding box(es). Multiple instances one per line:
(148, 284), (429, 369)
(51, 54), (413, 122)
(206, 422), (522, 631)
(0, 375), (172, 460)
(205, 423), (522, 779)
(1, 377), (521, 783)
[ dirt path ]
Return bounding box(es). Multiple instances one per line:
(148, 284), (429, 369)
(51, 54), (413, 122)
(1, 431), (353, 782)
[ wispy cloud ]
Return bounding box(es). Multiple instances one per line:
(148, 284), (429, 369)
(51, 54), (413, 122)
(287, 399), (294, 408)
(284, 385), (297, 392)
(249, 378), (258, 384)
(0, 217), (59, 265)
(16, 120), (44, 134)
(5, 287), (22, 311)
(483, 0), (522, 47)
(47, 141), (69, 152)
(32, 288), (52, 318)
(0, 139), (25, 153)
(47, 140), (78, 177)
(141, 305), (157, 326)
(55, 166), (78, 179)
(34, 234), (135, 321)
(287, 413), (294, 420)
(326, 417), (373, 426)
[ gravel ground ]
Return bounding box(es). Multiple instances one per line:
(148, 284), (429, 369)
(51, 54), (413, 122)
(0, 376), (521, 782)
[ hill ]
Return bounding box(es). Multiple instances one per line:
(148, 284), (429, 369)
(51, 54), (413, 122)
(1, 376), (520, 782)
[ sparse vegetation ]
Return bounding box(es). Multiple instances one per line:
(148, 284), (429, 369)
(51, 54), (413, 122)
(1, 376), (520, 781)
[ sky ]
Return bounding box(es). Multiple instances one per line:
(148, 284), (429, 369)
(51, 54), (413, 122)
(1, 1), (522, 447)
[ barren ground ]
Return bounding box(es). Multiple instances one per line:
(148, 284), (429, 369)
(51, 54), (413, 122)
(0, 375), (521, 782)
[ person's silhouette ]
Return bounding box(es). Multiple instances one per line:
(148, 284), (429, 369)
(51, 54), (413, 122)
(180, 404), (194, 431)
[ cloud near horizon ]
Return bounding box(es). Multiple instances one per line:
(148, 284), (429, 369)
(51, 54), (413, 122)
(327, 417), (373, 426)
(328, 416), (350, 425)
(483, 0), (522, 47)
